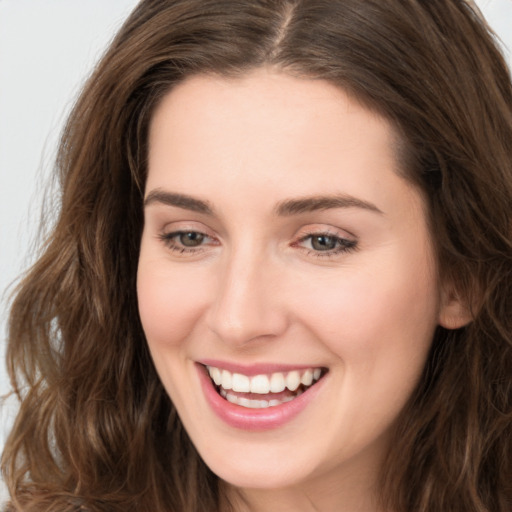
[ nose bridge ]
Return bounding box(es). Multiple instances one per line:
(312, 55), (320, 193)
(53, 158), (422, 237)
(207, 242), (287, 346)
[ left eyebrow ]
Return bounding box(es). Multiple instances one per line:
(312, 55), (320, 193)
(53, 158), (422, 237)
(275, 194), (384, 216)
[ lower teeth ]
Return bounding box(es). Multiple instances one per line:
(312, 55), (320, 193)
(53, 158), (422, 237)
(219, 388), (303, 409)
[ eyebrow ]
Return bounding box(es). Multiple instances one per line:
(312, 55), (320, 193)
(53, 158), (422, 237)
(275, 194), (383, 216)
(144, 189), (383, 217)
(144, 189), (214, 214)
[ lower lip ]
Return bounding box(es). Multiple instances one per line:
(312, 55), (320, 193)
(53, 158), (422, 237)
(197, 364), (326, 431)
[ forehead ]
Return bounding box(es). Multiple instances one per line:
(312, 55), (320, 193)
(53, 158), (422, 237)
(145, 70), (429, 245)
(147, 69), (402, 195)
(149, 69), (396, 141)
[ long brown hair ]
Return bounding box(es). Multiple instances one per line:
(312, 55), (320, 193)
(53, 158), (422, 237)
(2, 1), (511, 510)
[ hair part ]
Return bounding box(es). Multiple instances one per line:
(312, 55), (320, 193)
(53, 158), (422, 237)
(2, 1), (512, 511)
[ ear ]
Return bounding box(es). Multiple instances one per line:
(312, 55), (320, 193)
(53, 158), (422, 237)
(438, 285), (474, 329)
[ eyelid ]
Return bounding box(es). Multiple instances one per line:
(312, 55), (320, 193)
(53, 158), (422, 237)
(294, 224), (357, 242)
(156, 222), (358, 258)
(156, 219), (220, 255)
(157, 230), (218, 257)
(160, 218), (215, 233)
(291, 225), (358, 258)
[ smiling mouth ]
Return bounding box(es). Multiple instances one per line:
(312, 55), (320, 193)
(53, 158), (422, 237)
(205, 365), (328, 409)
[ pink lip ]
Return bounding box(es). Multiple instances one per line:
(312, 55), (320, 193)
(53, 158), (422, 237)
(196, 363), (327, 431)
(198, 358), (323, 376)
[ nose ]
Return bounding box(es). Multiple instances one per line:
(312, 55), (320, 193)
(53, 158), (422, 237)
(206, 248), (289, 347)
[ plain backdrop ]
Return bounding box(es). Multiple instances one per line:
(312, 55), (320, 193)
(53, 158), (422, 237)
(0, 0), (511, 499)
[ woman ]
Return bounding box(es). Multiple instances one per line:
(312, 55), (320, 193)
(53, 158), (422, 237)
(2, 0), (511, 511)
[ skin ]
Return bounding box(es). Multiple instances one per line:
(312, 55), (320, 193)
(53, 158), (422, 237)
(137, 68), (468, 512)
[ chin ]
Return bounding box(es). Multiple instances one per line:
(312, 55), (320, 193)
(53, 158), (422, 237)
(206, 453), (316, 490)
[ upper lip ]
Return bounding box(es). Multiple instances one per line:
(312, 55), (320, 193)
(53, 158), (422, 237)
(197, 359), (326, 376)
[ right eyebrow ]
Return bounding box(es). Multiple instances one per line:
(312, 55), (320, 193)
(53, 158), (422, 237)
(143, 189), (214, 215)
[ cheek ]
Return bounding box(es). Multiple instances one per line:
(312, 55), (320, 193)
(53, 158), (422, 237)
(290, 254), (439, 444)
(137, 259), (207, 348)
(292, 248), (439, 370)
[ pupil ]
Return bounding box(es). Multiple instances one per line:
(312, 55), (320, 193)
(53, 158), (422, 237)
(180, 232), (204, 247)
(311, 235), (336, 251)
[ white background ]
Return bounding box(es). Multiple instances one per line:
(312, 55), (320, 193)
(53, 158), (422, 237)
(0, 0), (511, 498)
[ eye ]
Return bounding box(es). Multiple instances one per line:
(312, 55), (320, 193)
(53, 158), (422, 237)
(309, 234), (340, 251)
(295, 231), (357, 257)
(176, 231), (206, 247)
(158, 230), (215, 253)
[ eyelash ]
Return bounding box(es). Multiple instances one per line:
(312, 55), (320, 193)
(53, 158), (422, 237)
(294, 232), (358, 258)
(158, 231), (215, 254)
(158, 230), (358, 258)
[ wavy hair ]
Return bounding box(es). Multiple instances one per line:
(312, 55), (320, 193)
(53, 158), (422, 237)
(2, 0), (511, 510)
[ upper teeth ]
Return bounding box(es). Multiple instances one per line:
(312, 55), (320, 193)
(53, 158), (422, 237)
(207, 366), (322, 394)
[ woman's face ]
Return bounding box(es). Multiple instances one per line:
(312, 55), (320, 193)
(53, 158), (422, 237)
(137, 69), (461, 502)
